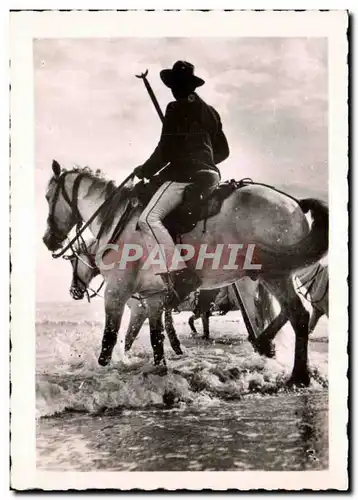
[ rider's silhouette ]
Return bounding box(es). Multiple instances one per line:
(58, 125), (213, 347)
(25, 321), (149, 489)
(135, 61), (230, 308)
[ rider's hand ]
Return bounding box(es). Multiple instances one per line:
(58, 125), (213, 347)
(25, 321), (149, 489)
(134, 165), (145, 179)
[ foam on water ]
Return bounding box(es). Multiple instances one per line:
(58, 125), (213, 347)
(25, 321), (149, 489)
(36, 302), (328, 418)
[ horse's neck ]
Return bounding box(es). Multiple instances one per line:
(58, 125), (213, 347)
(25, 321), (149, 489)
(76, 177), (113, 243)
(87, 238), (100, 255)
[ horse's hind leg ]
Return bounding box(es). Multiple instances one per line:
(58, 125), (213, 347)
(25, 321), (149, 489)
(188, 313), (198, 334)
(264, 275), (310, 386)
(145, 297), (168, 371)
(164, 309), (183, 355)
(201, 311), (210, 339)
(253, 282), (277, 358)
(308, 306), (324, 334)
(148, 314), (167, 372)
(289, 295), (310, 386)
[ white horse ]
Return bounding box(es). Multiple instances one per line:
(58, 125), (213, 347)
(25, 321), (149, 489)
(254, 261), (328, 339)
(43, 161), (328, 386)
(65, 236), (183, 354)
(66, 238), (232, 346)
(295, 262), (328, 333)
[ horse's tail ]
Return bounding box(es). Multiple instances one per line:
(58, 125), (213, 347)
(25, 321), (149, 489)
(258, 198), (328, 272)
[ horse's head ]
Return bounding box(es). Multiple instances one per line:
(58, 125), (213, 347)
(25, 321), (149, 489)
(43, 160), (80, 251)
(65, 238), (99, 300)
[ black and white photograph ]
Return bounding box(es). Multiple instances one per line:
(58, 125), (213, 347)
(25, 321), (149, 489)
(10, 10), (348, 491)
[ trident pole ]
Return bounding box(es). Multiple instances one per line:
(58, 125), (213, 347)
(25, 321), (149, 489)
(136, 69), (164, 123)
(135, 69), (259, 342)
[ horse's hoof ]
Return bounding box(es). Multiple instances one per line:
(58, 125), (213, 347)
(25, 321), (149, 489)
(163, 389), (179, 407)
(98, 353), (111, 366)
(173, 346), (183, 356)
(202, 335), (210, 341)
(287, 373), (310, 388)
(255, 339), (276, 358)
(154, 364), (168, 377)
(119, 354), (130, 366)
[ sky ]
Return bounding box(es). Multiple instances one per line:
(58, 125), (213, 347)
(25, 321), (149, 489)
(35, 37), (328, 302)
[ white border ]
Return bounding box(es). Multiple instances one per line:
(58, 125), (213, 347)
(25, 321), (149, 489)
(9, 10), (348, 491)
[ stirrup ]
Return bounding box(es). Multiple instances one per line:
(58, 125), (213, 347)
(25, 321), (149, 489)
(157, 272), (181, 310)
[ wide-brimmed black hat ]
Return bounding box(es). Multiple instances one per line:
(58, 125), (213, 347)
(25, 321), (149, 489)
(160, 61), (205, 89)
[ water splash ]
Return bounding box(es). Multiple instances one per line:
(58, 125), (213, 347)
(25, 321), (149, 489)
(36, 305), (328, 418)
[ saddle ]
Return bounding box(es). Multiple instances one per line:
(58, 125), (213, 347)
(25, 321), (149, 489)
(107, 176), (252, 246)
(132, 176), (252, 240)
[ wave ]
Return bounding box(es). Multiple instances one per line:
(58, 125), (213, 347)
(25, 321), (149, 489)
(37, 319), (104, 328)
(36, 361), (328, 419)
(36, 309), (328, 418)
(36, 333), (327, 418)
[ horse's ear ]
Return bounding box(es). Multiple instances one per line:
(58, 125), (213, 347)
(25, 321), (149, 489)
(52, 159), (61, 178)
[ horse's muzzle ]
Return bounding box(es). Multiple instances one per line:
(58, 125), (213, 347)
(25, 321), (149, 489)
(42, 233), (63, 252)
(70, 286), (85, 300)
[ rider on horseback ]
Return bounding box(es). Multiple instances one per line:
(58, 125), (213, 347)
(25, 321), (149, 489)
(134, 61), (230, 308)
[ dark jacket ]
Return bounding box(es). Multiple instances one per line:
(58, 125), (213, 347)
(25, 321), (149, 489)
(140, 93), (229, 182)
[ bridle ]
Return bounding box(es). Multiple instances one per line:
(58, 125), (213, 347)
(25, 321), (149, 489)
(47, 169), (135, 302)
(47, 172), (84, 246)
(48, 171), (105, 301)
(49, 171), (135, 259)
(63, 242), (104, 302)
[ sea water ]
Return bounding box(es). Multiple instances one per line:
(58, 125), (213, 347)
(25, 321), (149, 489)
(36, 300), (328, 471)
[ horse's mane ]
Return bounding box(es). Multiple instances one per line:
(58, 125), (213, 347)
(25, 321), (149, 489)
(68, 165), (117, 197)
(66, 165), (134, 236)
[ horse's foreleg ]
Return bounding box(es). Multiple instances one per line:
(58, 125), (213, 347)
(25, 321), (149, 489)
(164, 309), (183, 355)
(98, 283), (132, 366)
(201, 311), (210, 339)
(125, 299), (148, 352)
(98, 304), (125, 366)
